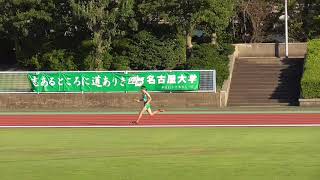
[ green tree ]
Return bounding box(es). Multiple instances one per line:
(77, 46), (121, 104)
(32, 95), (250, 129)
(0, 0), (53, 65)
(29, 49), (77, 70)
(233, 0), (278, 42)
(138, 0), (235, 49)
(0, 0), (237, 71)
(112, 30), (183, 70)
(0, 0), (82, 69)
(70, 0), (135, 70)
(303, 0), (320, 39)
(187, 43), (233, 88)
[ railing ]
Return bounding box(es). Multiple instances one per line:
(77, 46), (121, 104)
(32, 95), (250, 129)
(0, 70), (216, 93)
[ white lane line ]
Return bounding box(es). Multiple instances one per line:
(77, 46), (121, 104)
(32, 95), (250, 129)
(1, 124), (320, 128)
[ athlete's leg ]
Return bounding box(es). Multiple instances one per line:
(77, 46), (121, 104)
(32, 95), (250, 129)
(147, 108), (164, 116)
(134, 107), (147, 124)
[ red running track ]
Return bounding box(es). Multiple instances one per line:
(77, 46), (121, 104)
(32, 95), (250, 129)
(1, 114), (320, 127)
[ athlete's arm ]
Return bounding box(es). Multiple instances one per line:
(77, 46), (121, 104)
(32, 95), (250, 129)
(134, 96), (143, 102)
(144, 91), (152, 104)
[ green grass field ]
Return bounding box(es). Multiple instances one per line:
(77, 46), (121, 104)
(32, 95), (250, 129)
(1, 128), (320, 180)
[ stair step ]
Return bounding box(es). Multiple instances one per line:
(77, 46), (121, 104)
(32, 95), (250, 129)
(234, 66), (302, 69)
(232, 74), (301, 77)
(228, 102), (294, 107)
(229, 86), (299, 90)
(228, 95), (299, 99)
(232, 70), (301, 74)
(230, 79), (300, 83)
(231, 80), (300, 84)
(229, 92), (299, 95)
(232, 72), (301, 75)
(230, 80), (300, 84)
(237, 58), (304, 63)
(229, 96), (299, 99)
(237, 59), (282, 62)
(232, 69), (301, 72)
(230, 83), (299, 87)
(234, 64), (301, 68)
(237, 57), (304, 60)
(233, 70), (300, 73)
(229, 90), (295, 94)
(229, 98), (295, 103)
(230, 90), (298, 94)
(236, 61), (303, 64)
(231, 78), (300, 81)
(228, 58), (303, 107)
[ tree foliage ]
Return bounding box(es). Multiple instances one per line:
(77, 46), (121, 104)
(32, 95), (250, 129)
(0, 0), (53, 64)
(303, 0), (320, 39)
(138, 0), (235, 48)
(301, 39), (320, 98)
(112, 30), (184, 70)
(29, 49), (77, 71)
(3, 0), (319, 73)
(70, 0), (135, 70)
(231, 0), (320, 43)
(187, 43), (233, 88)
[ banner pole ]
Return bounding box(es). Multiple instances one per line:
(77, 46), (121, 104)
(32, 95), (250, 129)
(285, 0), (289, 58)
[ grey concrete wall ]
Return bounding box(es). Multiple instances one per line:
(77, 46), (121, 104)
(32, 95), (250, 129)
(0, 93), (221, 111)
(299, 99), (320, 107)
(236, 43), (307, 57)
(221, 45), (239, 107)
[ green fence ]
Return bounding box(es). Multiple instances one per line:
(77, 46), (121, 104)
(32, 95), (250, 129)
(0, 70), (216, 93)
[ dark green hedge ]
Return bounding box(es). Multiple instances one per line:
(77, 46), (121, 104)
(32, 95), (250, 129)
(111, 31), (184, 70)
(301, 39), (320, 98)
(187, 43), (234, 89)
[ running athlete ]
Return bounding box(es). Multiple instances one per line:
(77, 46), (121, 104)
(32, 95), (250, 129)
(133, 85), (164, 124)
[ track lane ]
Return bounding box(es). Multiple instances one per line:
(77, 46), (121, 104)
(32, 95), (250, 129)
(0, 114), (320, 127)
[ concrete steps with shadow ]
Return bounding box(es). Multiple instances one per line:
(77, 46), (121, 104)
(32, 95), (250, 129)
(228, 57), (304, 107)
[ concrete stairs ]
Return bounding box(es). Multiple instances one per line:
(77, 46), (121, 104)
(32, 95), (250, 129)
(228, 57), (304, 107)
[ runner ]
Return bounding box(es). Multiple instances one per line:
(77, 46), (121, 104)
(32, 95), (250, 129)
(132, 85), (164, 124)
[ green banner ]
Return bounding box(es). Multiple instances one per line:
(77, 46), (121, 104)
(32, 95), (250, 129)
(28, 71), (200, 93)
